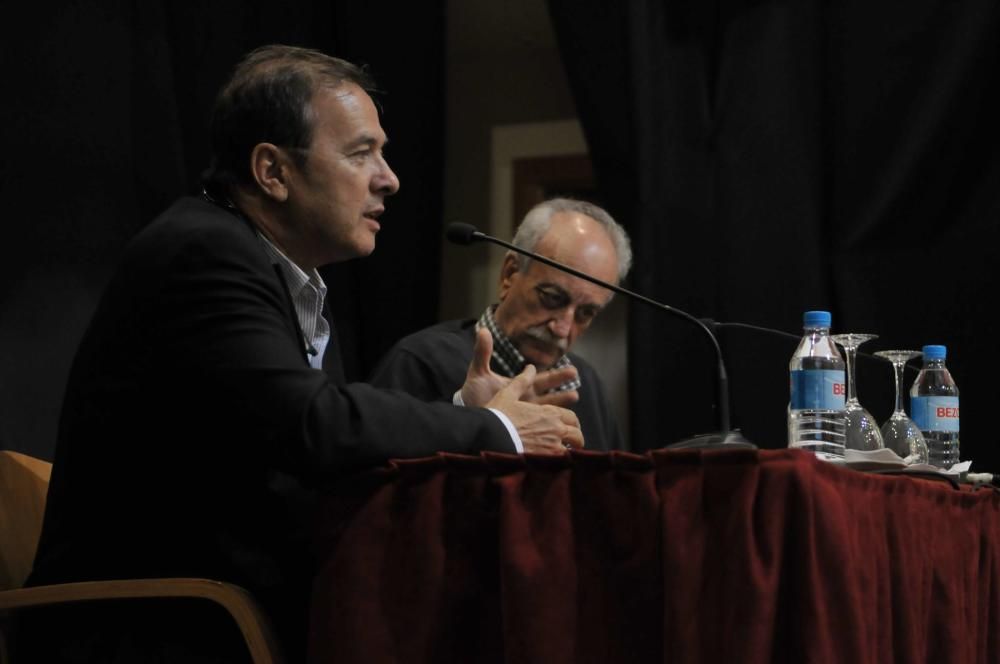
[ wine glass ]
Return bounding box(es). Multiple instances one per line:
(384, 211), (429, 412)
(874, 350), (929, 465)
(831, 333), (884, 451)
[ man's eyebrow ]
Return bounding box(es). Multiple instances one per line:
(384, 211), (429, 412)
(344, 134), (388, 151)
(538, 282), (608, 309)
(536, 283), (571, 300)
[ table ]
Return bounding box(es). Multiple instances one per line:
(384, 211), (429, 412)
(307, 448), (1000, 663)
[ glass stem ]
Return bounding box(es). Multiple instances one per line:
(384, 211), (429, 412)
(892, 361), (905, 415)
(845, 346), (858, 403)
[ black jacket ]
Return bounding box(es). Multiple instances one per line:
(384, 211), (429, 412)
(27, 196), (513, 660)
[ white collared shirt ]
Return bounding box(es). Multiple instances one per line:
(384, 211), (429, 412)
(256, 232), (329, 370)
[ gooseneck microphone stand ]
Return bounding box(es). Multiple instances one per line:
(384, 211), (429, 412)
(446, 222), (755, 450)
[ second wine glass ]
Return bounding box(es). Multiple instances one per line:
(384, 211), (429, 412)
(831, 333), (884, 451)
(874, 350), (929, 465)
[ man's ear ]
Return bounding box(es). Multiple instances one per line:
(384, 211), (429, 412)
(249, 143), (291, 202)
(498, 251), (520, 301)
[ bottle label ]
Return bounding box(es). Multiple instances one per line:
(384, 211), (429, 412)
(911, 396), (959, 432)
(790, 369), (846, 411)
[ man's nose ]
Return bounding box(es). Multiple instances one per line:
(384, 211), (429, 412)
(374, 156), (400, 195)
(548, 310), (574, 338)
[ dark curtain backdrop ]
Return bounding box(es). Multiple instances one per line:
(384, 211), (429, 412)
(0, 1), (444, 460)
(548, 1), (1000, 470)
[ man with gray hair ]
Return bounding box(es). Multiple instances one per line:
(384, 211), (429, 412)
(371, 197), (632, 451)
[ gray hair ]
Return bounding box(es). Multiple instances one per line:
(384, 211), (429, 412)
(511, 198), (632, 283)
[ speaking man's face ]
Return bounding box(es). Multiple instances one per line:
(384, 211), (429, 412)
(284, 83), (400, 266)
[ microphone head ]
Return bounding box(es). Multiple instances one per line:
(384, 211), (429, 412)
(445, 222), (481, 245)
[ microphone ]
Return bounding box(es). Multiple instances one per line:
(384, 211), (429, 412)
(446, 222), (754, 450)
(445, 222), (483, 245)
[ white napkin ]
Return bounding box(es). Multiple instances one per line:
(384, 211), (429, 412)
(844, 448), (906, 465)
(907, 460), (972, 476)
(843, 449), (973, 476)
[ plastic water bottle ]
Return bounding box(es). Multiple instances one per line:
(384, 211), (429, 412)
(909, 344), (960, 469)
(788, 310), (847, 459)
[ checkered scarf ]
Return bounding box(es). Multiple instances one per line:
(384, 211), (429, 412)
(476, 305), (582, 393)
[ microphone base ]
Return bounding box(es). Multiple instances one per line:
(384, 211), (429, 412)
(665, 429), (757, 450)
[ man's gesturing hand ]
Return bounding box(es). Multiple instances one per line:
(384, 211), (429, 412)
(460, 328), (510, 408)
(460, 328), (580, 409)
(529, 365), (580, 408)
(486, 363), (584, 454)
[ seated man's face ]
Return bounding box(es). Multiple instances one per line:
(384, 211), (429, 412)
(493, 212), (619, 369)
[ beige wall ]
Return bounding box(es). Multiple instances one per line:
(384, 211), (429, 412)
(442, 0), (577, 319)
(441, 0), (630, 445)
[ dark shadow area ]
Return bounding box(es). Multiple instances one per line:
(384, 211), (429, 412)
(548, 0), (1000, 470)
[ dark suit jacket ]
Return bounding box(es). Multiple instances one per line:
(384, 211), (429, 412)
(369, 319), (625, 451)
(27, 196), (513, 660)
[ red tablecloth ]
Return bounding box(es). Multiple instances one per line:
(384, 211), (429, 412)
(307, 448), (1000, 663)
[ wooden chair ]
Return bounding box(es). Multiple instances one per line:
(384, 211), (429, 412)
(0, 450), (286, 664)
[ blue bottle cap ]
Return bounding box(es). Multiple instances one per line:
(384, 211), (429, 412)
(803, 310), (831, 328)
(922, 344), (946, 360)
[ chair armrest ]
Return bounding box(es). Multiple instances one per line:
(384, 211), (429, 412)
(0, 578), (284, 664)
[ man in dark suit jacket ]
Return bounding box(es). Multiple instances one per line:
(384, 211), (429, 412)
(371, 198), (632, 451)
(23, 44), (582, 662)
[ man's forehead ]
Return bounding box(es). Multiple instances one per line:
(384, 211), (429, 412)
(545, 210), (601, 237)
(315, 83), (388, 142)
(538, 213), (615, 256)
(327, 81), (367, 104)
(528, 225), (618, 285)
